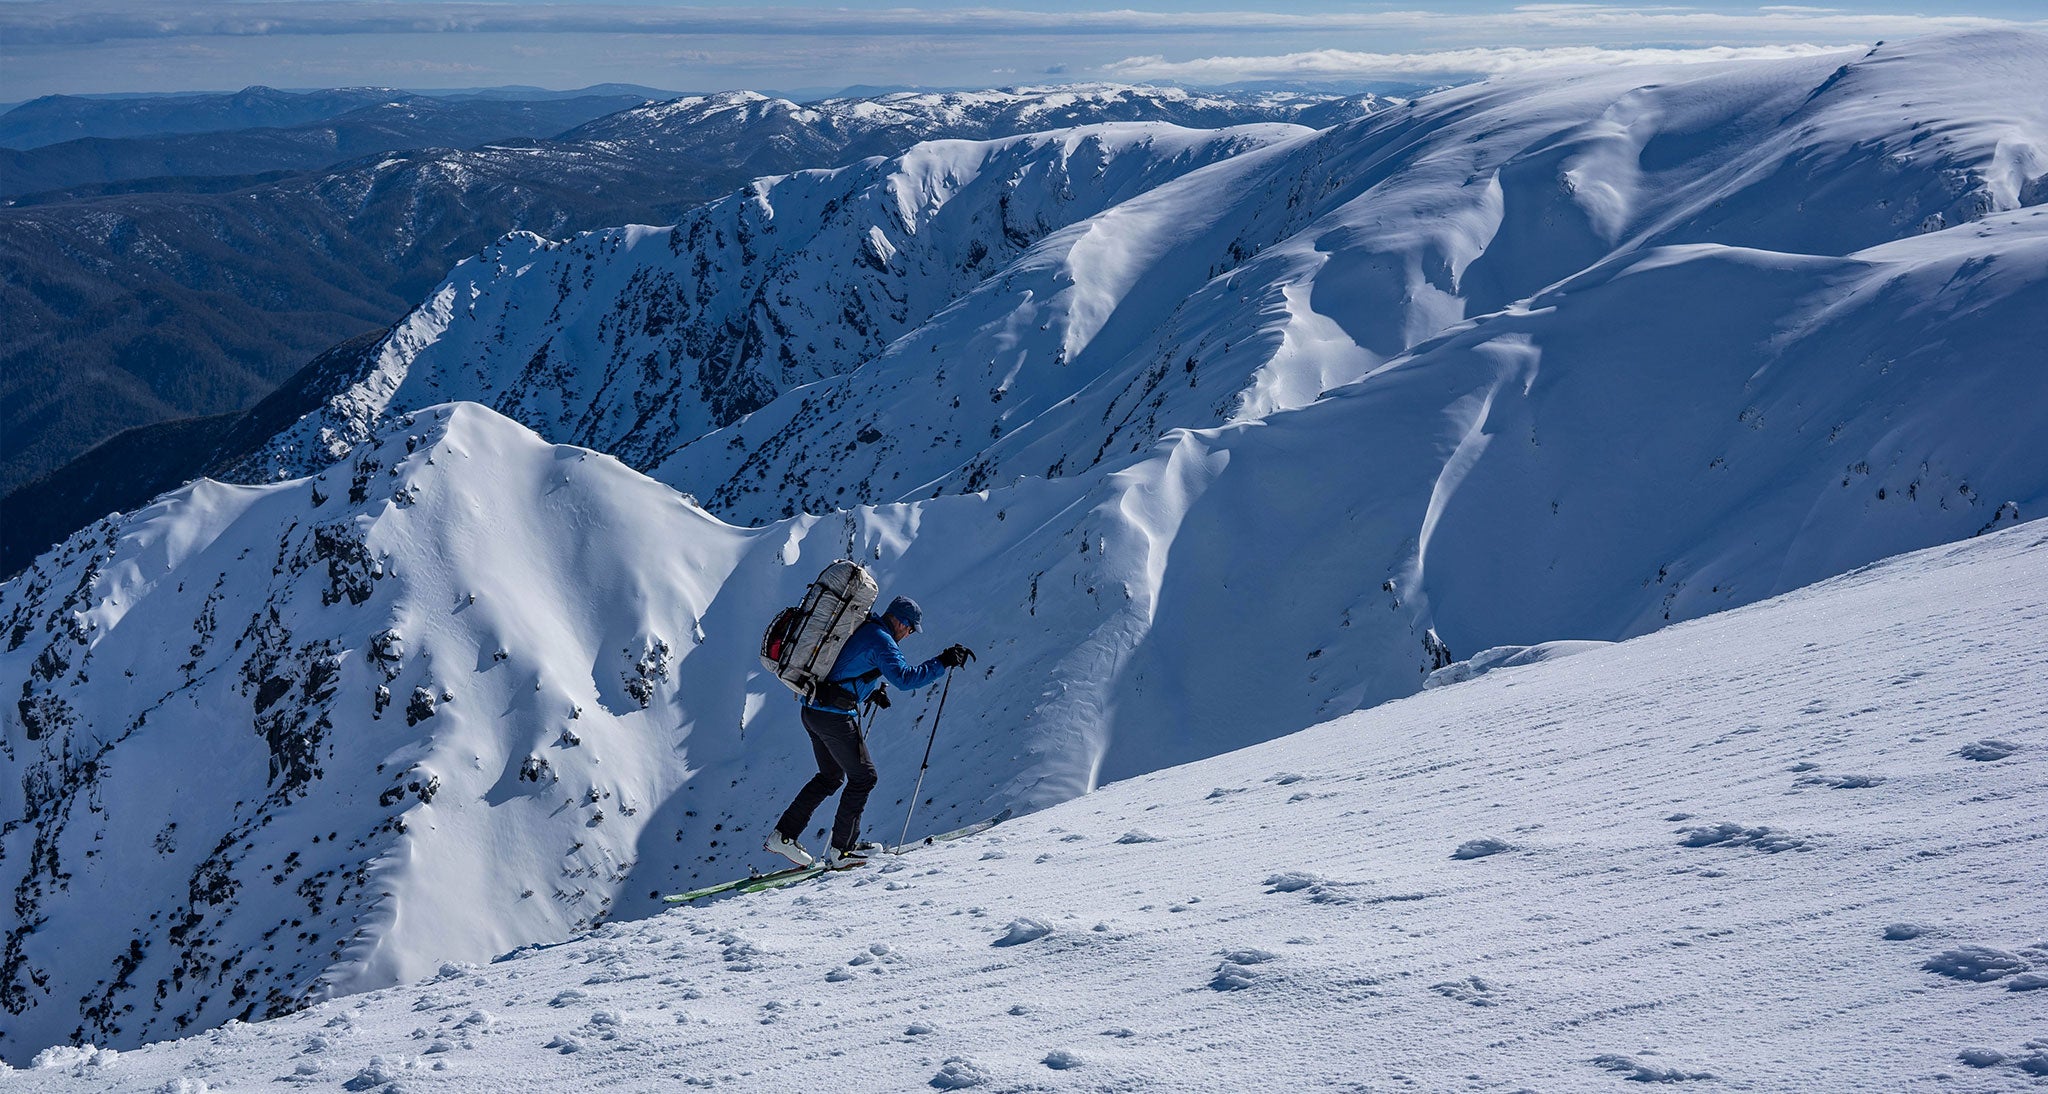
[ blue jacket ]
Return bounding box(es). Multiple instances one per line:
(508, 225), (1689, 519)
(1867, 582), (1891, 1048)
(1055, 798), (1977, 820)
(804, 616), (947, 714)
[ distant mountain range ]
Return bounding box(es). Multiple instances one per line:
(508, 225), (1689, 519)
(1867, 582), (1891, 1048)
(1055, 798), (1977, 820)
(0, 94), (654, 197)
(0, 84), (680, 149)
(0, 84), (1386, 537)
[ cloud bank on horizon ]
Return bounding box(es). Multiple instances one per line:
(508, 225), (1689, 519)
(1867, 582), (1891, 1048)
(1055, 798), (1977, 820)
(1100, 43), (1854, 82)
(1, 2), (2043, 99)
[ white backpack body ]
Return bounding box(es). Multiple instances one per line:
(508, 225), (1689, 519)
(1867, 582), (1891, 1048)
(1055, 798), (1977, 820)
(759, 560), (880, 700)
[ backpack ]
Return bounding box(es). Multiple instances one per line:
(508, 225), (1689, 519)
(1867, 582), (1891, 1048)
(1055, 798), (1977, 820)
(760, 560), (879, 701)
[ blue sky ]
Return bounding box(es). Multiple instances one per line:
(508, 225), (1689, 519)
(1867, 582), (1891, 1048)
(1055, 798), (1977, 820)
(2, 2), (2043, 100)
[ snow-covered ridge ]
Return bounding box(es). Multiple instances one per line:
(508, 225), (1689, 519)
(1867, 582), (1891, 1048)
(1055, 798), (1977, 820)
(233, 122), (1311, 483)
(253, 34), (2048, 527)
(18, 517), (2048, 1090)
(560, 83), (1384, 154)
(652, 32), (2048, 527)
(1, 396), (1264, 1060)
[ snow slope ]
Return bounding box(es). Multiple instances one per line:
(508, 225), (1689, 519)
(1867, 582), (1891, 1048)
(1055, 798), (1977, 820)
(652, 32), (2048, 526)
(0, 398), (1302, 1060)
(16, 518), (2046, 1090)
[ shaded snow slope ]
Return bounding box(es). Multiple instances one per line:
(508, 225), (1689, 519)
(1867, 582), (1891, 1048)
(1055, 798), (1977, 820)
(656, 32), (2048, 526)
(18, 519), (2047, 1090)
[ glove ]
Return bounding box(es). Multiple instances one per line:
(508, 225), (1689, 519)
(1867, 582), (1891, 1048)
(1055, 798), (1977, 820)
(865, 684), (891, 711)
(937, 643), (977, 669)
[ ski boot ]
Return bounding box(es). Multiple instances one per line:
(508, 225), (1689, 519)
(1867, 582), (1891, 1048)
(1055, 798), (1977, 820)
(764, 830), (814, 867)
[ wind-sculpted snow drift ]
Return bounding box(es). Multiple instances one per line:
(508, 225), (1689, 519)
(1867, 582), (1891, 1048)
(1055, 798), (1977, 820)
(5, 33), (2048, 1061)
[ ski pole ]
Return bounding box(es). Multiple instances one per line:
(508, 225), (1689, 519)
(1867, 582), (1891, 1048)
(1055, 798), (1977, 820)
(895, 668), (953, 853)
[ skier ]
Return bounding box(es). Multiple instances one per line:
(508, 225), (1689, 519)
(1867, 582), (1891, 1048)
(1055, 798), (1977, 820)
(765, 595), (974, 868)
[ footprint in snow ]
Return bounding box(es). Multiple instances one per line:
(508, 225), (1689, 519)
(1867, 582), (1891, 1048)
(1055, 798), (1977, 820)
(930, 1056), (990, 1089)
(583, 1011), (623, 1041)
(1882, 923), (1935, 941)
(1591, 1054), (1715, 1082)
(342, 1058), (402, 1090)
(1451, 837), (1512, 860)
(1115, 829), (1163, 844)
(1958, 1046), (2048, 1077)
(1266, 871), (1323, 892)
(719, 933), (764, 971)
(1043, 1049), (1084, 1070)
(1430, 976), (1501, 1007)
(832, 941), (901, 980)
(1923, 945), (2029, 983)
(994, 918), (1053, 946)
(1264, 871), (1360, 904)
(1210, 948), (1278, 991)
(1675, 822), (1808, 853)
(1792, 772), (1885, 790)
(1957, 739), (2020, 761)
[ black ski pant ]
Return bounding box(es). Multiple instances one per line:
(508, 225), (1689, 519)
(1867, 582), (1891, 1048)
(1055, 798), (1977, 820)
(775, 706), (877, 852)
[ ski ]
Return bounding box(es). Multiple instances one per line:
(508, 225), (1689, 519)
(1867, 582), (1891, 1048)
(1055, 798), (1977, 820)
(729, 859), (866, 896)
(661, 808), (1014, 905)
(662, 864), (815, 904)
(894, 807), (1014, 854)
(664, 858), (867, 904)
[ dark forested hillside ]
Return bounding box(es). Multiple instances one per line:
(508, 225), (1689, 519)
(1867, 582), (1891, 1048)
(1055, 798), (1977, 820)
(0, 94), (651, 197)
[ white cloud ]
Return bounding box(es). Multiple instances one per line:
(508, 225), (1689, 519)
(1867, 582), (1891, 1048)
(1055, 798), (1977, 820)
(6, 3), (2043, 98)
(1101, 43), (1856, 83)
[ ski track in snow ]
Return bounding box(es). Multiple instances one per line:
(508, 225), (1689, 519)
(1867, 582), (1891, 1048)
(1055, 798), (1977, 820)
(19, 523), (2046, 1091)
